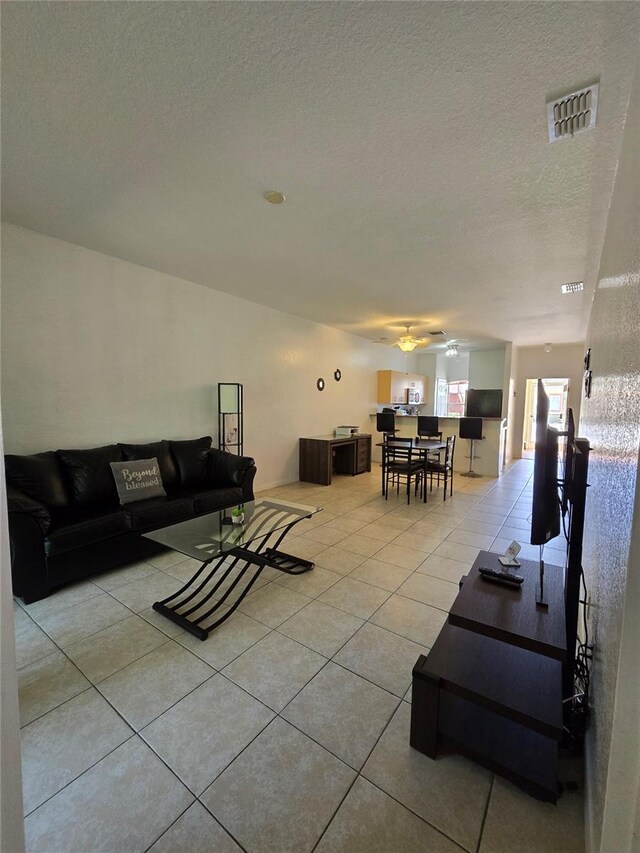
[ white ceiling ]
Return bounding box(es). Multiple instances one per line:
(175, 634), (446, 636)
(2, 2), (639, 348)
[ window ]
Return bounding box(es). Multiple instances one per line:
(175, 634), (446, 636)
(446, 380), (468, 417)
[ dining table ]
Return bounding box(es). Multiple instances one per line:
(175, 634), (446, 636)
(375, 438), (447, 497)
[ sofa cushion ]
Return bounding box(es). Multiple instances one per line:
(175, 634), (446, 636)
(191, 486), (244, 514)
(207, 449), (256, 487)
(45, 509), (130, 556)
(124, 495), (195, 531)
(170, 437), (212, 488)
(119, 440), (178, 489)
(5, 451), (70, 507)
(57, 445), (123, 508)
(110, 458), (166, 505)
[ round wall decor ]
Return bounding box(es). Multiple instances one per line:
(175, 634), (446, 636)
(316, 377), (325, 391)
(334, 369), (342, 382)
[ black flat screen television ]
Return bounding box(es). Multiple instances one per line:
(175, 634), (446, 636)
(531, 380), (561, 546)
(466, 389), (503, 418)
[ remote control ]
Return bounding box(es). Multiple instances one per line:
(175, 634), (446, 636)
(478, 566), (524, 586)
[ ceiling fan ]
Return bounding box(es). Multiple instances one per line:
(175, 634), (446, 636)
(373, 323), (430, 353)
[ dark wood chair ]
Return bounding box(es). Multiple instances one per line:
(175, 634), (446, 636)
(427, 435), (456, 501)
(384, 437), (426, 504)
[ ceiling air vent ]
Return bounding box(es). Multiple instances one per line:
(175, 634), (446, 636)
(428, 330), (447, 337)
(547, 83), (598, 143)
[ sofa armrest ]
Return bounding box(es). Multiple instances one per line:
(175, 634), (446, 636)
(207, 449), (256, 501)
(7, 485), (51, 534)
(6, 486), (51, 603)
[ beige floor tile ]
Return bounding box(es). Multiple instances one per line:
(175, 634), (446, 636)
(18, 651), (91, 726)
(397, 574), (459, 612)
(278, 601), (363, 657)
(409, 518), (456, 537)
(349, 558), (414, 592)
(201, 717), (355, 853)
(274, 565), (342, 598)
(14, 609), (57, 670)
(465, 510), (508, 525)
(359, 523), (402, 544)
(283, 535), (329, 560)
(326, 516), (368, 533)
(455, 518), (502, 536)
(362, 704), (492, 852)
(141, 673), (273, 795)
(446, 528), (495, 549)
(22, 580), (103, 623)
(109, 572), (186, 613)
(222, 631), (326, 712)
(237, 583), (311, 628)
(148, 801), (241, 853)
(479, 778), (584, 853)
(139, 606), (187, 637)
(38, 593), (132, 648)
(370, 595), (447, 647)
(372, 515), (417, 532)
(417, 553), (470, 584)
(318, 576), (390, 619)
(97, 641), (215, 730)
(64, 615), (168, 683)
(433, 540), (480, 564)
(503, 515), (531, 531)
(282, 662), (398, 769)
(316, 776), (461, 853)
(374, 543), (429, 570)
(314, 546), (368, 575)
(333, 623), (426, 697)
(394, 530), (442, 553)
(145, 550), (192, 570)
(93, 560), (158, 591)
(347, 503), (393, 522)
(176, 611), (271, 670)
(21, 688), (132, 814)
(339, 533), (384, 558)
(24, 737), (193, 853)
(301, 524), (350, 546)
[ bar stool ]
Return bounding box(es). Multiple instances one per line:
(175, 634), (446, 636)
(416, 416), (442, 442)
(459, 417), (483, 478)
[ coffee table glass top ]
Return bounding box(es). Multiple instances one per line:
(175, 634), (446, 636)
(143, 498), (321, 561)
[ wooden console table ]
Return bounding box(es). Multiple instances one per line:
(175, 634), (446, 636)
(299, 434), (372, 486)
(410, 550), (566, 802)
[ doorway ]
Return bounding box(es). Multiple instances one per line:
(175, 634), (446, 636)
(522, 377), (570, 458)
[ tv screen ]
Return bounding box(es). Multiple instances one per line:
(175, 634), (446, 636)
(531, 380), (561, 545)
(561, 408), (576, 515)
(466, 389), (503, 418)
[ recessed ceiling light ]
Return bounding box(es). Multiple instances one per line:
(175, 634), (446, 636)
(561, 281), (584, 294)
(264, 191), (286, 205)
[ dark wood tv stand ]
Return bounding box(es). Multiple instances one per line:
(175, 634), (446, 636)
(410, 551), (566, 802)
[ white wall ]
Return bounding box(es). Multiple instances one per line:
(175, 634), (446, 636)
(0, 300), (25, 852)
(416, 352), (436, 413)
(0, 224), (417, 489)
(468, 348), (505, 390)
(579, 62), (640, 853)
(511, 343), (584, 458)
(445, 351), (469, 382)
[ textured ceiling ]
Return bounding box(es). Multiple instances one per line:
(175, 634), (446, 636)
(2, 2), (639, 348)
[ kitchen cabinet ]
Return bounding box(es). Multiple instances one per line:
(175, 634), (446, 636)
(377, 370), (428, 405)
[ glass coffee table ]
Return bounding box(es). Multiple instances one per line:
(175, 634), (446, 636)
(143, 498), (321, 640)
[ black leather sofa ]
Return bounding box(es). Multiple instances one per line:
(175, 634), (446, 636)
(5, 436), (256, 603)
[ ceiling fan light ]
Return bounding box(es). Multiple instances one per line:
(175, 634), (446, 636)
(445, 344), (458, 357)
(397, 339), (418, 352)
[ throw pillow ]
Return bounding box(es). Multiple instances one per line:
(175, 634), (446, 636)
(110, 457), (166, 505)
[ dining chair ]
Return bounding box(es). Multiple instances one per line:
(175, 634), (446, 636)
(427, 435), (456, 500)
(416, 416), (443, 442)
(384, 437), (426, 504)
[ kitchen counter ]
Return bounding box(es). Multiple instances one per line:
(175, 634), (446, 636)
(369, 414), (507, 477)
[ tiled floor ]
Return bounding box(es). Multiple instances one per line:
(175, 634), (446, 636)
(14, 460), (584, 852)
